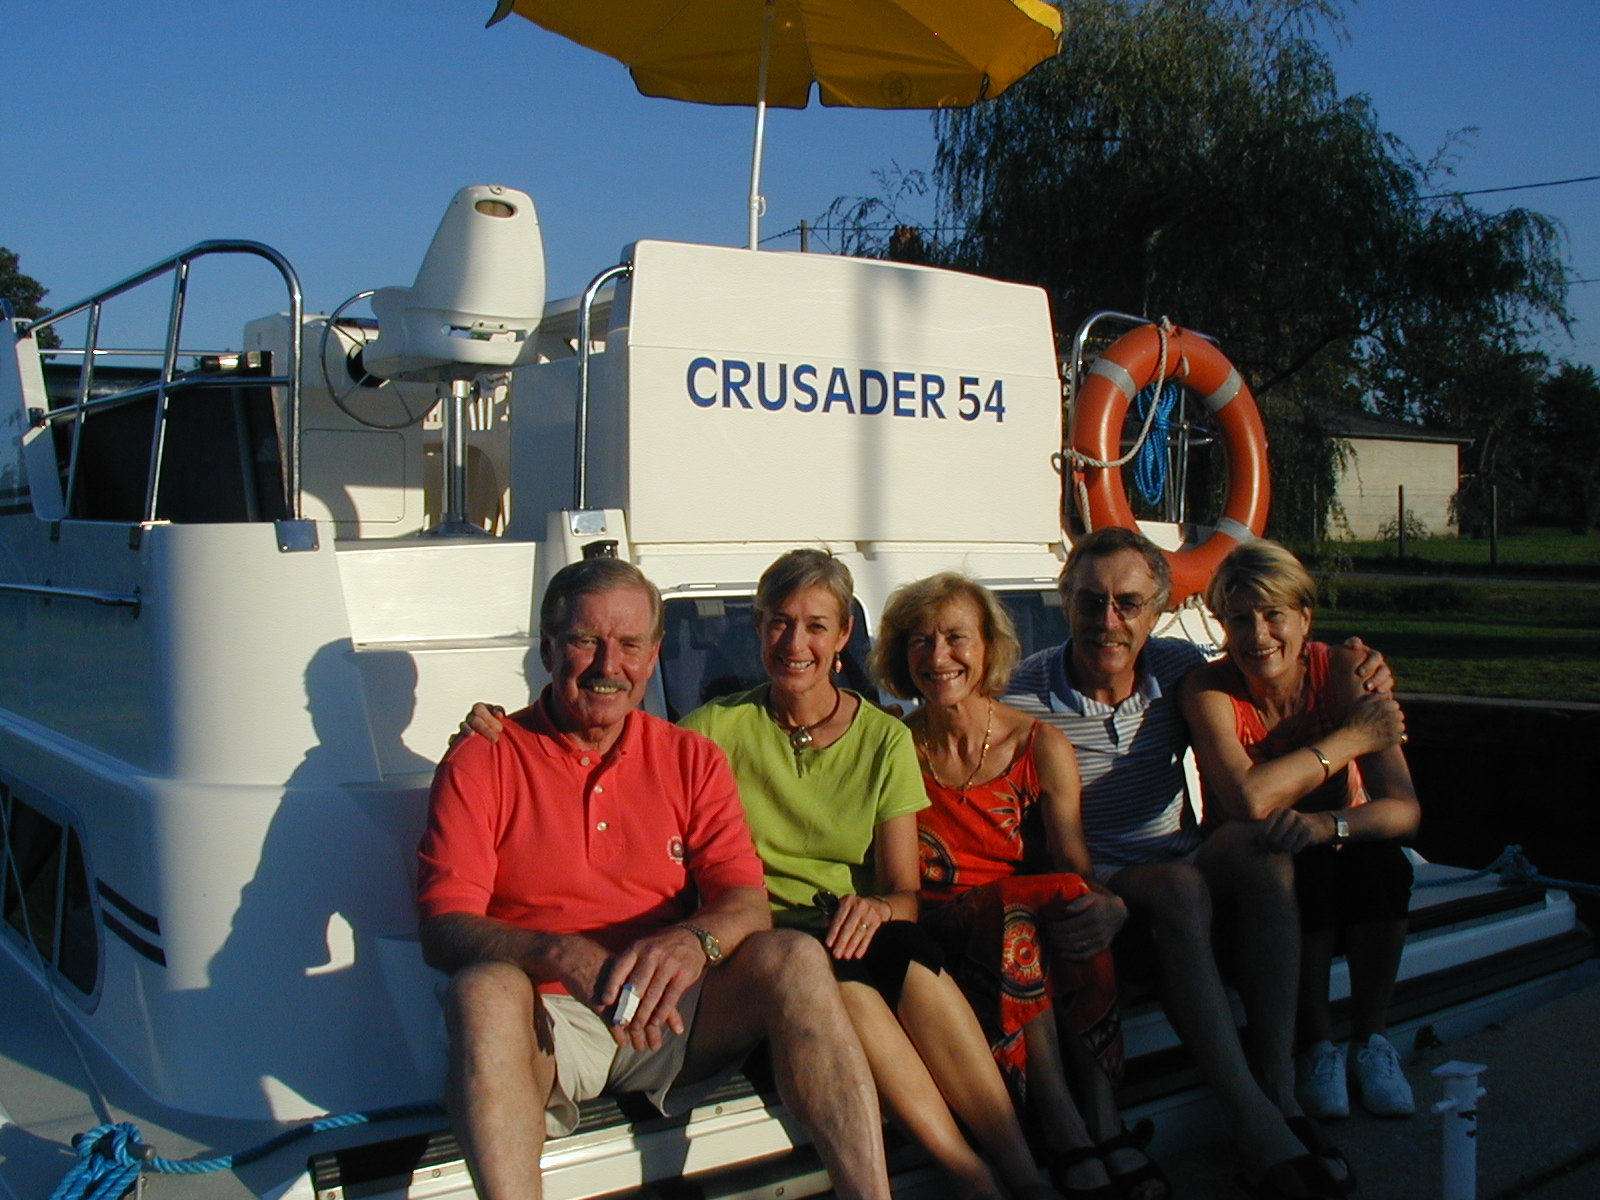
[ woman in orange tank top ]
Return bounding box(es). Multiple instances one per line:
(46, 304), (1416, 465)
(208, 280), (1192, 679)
(1180, 541), (1421, 1127)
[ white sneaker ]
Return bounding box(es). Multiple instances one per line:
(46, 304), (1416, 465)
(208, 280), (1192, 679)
(1352, 1034), (1415, 1116)
(1296, 1039), (1349, 1119)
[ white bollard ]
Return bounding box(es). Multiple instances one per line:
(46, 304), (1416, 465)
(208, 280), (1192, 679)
(1431, 1060), (1487, 1200)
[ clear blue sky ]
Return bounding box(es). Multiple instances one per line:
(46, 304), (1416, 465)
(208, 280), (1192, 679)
(4, 1), (1595, 371)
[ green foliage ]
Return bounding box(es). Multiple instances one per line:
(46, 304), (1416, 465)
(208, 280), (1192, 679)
(1375, 507), (1433, 546)
(826, 0), (1571, 542)
(0, 245), (60, 349)
(1529, 364), (1600, 533)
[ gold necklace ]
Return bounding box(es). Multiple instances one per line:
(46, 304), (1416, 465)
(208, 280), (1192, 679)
(769, 685), (843, 751)
(921, 698), (993, 792)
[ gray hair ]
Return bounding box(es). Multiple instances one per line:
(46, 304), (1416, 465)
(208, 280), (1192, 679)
(540, 557), (664, 642)
(1059, 526), (1173, 610)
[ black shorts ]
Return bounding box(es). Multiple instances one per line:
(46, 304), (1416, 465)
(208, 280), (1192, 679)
(1294, 839), (1414, 934)
(831, 919), (945, 1010)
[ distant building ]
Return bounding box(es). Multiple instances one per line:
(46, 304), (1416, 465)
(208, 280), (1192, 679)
(1318, 405), (1471, 540)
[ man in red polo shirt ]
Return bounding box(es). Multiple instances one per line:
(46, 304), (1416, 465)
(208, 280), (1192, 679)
(418, 557), (890, 1200)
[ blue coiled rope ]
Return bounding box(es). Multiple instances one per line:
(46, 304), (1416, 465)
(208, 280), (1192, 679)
(48, 1102), (446, 1200)
(1131, 382), (1181, 506)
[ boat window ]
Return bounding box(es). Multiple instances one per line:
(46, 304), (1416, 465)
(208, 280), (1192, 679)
(43, 358), (291, 524)
(0, 782), (99, 997)
(658, 595), (875, 722)
(995, 588), (1071, 660)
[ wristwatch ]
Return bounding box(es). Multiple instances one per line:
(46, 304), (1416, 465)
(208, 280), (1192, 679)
(680, 922), (724, 964)
(1331, 814), (1351, 848)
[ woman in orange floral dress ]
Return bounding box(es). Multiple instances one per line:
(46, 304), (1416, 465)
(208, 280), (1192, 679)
(873, 573), (1168, 1200)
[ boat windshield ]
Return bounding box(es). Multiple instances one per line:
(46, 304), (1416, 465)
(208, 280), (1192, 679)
(995, 588), (1072, 660)
(658, 595), (874, 722)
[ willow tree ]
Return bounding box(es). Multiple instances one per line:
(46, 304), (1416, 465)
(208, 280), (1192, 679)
(887, 0), (1568, 540)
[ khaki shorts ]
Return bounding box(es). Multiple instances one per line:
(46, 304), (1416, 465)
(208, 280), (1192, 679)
(539, 979), (744, 1137)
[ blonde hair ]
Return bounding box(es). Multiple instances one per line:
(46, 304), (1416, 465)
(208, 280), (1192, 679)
(871, 573), (1021, 701)
(1204, 539), (1317, 616)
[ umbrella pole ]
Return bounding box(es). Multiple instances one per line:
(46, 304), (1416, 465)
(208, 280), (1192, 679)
(747, 0), (775, 249)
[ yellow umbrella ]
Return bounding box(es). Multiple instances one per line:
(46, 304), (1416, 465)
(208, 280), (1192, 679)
(488, 0), (1062, 247)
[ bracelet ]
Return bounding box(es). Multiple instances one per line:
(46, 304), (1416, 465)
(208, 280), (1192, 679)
(1306, 745), (1332, 783)
(873, 896), (895, 921)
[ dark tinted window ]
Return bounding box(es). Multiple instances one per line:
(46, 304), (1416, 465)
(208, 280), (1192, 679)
(1, 785), (99, 996)
(996, 588), (1071, 660)
(659, 595), (875, 722)
(2, 793), (59, 954)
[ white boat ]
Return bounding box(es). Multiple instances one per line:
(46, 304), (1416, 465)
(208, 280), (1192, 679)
(1, 186), (1591, 1200)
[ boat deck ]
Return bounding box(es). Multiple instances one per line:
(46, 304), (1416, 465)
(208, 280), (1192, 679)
(4, 859), (1588, 1200)
(1155, 973), (1600, 1199)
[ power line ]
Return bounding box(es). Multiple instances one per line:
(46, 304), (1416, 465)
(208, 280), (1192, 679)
(1424, 172), (1600, 200)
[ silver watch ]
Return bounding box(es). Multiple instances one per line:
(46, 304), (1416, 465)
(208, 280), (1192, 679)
(1331, 815), (1351, 847)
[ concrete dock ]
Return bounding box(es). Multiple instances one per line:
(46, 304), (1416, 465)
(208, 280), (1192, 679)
(1152, 979), (1600, 1198)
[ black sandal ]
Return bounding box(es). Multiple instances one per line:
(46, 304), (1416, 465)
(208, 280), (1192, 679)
(1049, 1146), (1118, 1200)
(1096, 1123), (1170, 1200)
(1286, 1114), (1355, 1195)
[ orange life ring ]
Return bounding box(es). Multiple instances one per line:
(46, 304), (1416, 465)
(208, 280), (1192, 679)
(1067, 323), (1271, 606)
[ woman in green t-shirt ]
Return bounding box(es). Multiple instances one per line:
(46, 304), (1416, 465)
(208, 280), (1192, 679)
(678, 549), (1059, 1200)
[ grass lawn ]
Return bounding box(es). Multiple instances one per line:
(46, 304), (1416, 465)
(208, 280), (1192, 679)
(1316, 580), (1600, 703)
(1320, 527), (1600, 575)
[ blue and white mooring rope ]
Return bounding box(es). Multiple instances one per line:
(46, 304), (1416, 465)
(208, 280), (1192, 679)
(49, 1102), (446, 1200)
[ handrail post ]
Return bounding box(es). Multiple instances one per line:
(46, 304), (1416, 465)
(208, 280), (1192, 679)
(574, 261), (632, 510)
(62, 300), (103, 518)
(143, 259), (193, 524)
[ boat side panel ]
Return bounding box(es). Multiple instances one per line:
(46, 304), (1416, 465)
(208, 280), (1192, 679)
(148, 522), (379, 785)
(1, 322), (63, 520)
(0, 520), (155, 768)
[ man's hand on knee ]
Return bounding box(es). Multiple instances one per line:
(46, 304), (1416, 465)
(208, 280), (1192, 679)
(1047, 888), (1128, 958)
(601, 927), (706, 1051)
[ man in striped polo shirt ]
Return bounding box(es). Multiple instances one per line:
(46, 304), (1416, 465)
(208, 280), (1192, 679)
(1006, 527), (1383, 1194)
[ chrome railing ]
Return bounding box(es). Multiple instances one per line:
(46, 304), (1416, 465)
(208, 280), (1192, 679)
(24, 241), (304, 521)
(574, 260), (632, 511)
